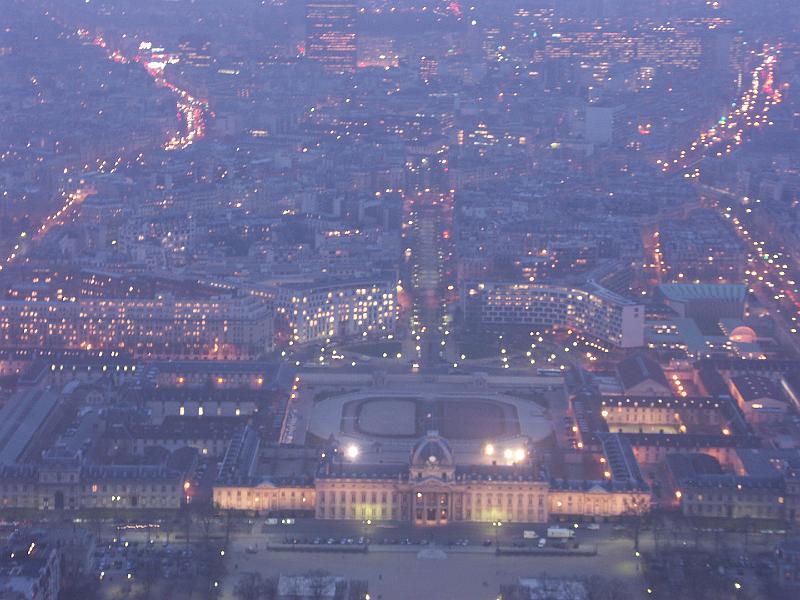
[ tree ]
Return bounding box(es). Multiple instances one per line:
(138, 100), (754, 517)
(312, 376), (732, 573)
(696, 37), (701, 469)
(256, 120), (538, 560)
(740, 516), (754, 553)
(59, 574), (101, 600)
(137, 556), (160, 600)
(621, 495), (651, 551)
(585, 575), (633, 600)
(262, 577), (279, 600)
(346, 579), (368, 600)
(195, 534), (226, 600)
(234, 573), (265, 600)
(306, 570), (331, 600)
(651, 509), (667, 551)
(180, 504), (194, 548)
(223, 508), (236, 546)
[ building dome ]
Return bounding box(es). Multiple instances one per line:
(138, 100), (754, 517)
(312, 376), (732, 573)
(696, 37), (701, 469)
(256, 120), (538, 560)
(411, 432), (454, 467)
(729, 325), (757, 344)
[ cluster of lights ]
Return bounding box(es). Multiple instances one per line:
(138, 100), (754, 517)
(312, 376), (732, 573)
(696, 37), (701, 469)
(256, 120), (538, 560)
(88, 34), (208, 151)
(658, 48), (782, 177)
(2, 187), (91, 272)
(484, 443), (526, 463)
(671, 373), (688, 398)
(723, 205), (800, 338)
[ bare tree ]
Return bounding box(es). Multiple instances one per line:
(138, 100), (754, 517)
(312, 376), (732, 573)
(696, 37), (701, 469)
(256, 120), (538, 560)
(137, 556), (159, 600)
(234, 573), (264, 600)
(346, 579), (368, 600)
(585, 575), (633, 600)
(263, 577), (279, 600)
(621, 495), (650, 551)
(223, 508), (236, 547)
(180, 504), (194, 548)
(306, 570), (331, 600)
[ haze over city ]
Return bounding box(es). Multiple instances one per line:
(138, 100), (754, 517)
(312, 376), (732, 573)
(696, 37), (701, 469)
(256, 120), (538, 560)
(1, 1), (800, 599)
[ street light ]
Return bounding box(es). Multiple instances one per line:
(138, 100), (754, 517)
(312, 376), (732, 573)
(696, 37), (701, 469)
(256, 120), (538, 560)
(492, 520), (503, 546)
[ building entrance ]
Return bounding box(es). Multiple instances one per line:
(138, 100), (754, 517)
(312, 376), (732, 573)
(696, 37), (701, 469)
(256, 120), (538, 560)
(414, 491), (448, 526)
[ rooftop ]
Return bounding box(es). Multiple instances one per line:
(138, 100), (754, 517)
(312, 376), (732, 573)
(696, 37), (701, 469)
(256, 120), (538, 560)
(616, 354), (669, 391)
(657, 283), (747, 304)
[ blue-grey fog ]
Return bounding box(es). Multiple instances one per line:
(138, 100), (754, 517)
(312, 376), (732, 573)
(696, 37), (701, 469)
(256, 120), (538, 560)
(0, 1), (799, 599)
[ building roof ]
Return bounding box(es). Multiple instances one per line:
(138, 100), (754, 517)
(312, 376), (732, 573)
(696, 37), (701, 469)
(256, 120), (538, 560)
(317, 463), (408, 481)
(657, 283), (747, 304)
(666, 452), (725, 482)
(130, 387), (271, 405)
(678, 473), (784, 491)
(623, 432), (762, 449)
(217, 426), (260, 484)
(698, 367), (731, 398)
(411, 433), (453, 467)
(730, 375), (785, 404)
(695, 357), (800, 375)
(600, 434), (646, 485)
(616, 354), (669, 391)
(128, 416), (248, 440)
(599, 395), (720, 410)
(735, 448), (800, 477)
(0, 389), (60, 464)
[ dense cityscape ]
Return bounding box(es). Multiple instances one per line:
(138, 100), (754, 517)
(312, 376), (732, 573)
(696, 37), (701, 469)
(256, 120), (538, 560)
(1, 1), (800, 599)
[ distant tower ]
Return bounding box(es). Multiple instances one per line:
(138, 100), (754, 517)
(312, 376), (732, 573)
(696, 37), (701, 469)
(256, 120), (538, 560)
(305, 0), (357, 75)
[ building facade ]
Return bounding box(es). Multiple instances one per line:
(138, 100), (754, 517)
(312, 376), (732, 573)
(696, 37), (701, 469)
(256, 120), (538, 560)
(305, 0), (357, 75)
(315, 435), (550, 525)
(0, 450), (194, 511)
(0, 295), (272, 359)
(267, 280), (397, 345)
(463, 282), (644, 348)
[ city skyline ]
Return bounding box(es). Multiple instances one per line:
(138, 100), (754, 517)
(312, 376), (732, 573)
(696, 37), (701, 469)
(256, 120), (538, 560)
(0, 1), (799, 600)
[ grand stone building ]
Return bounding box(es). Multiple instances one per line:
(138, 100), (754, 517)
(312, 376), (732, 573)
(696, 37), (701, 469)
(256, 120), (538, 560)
(315, 433), (616, 526)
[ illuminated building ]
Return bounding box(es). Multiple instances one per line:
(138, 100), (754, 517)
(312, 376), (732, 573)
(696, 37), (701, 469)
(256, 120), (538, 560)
(264, 279), (397, 345)
(656, 211), (746, 283)
(463, 282), (644, 348)
(134, 387), (268, 424)
(305, 0), (357, 74)
(419, 56), (439, 82)
(0, 448), (195, 511)
(729, 375), (791, 424)
(357, 36), (398, 69)
(213, 429), (316, 513)
(0, 295), (272, 359)
(177, 37), (212, 69)
(214, 480), (315, 514)
(315, 433), (550, 525)
(313, 432), (648, 525)
(637, 29), (702, 70)
(667, 452), (787, 521)
(147, 360), (288, 390)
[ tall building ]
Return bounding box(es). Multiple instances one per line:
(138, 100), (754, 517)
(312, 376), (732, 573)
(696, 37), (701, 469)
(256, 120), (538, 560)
(305, 0), (357, 74)
(463, 282), (645, 349)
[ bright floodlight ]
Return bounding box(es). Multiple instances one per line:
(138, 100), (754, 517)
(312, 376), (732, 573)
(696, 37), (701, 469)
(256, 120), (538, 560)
(484, 443), (495, 456)
(514, 448), (526, 462)
(503, 448), (513, 460)
(345, 444), (359, 459)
